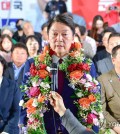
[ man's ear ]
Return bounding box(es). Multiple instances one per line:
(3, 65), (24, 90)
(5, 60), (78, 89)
(111, 56), (115, 65)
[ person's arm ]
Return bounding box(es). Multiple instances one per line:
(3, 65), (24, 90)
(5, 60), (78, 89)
(90, 62), (97, 78)
(3, 82), (20, 133)
(62, 109), (94, 134)
(23, 58), (34, 84)
(49, 92), (95, 134)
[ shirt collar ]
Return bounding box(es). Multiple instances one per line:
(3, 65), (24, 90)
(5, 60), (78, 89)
(0, 76), (3, 86)
(12, 63), (25, 70)
(52, 55), (68, 64)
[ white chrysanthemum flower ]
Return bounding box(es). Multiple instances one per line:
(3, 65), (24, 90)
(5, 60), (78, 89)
(76, 92), (83, 98)
(99, 113), (104, 120)
(93, 79), (99, 85)
(84, 82), (92, 87)
(32, 99), (38, 107)
(93, 118), (99, 126)
(19, 100), (24, 106)
(86, 74), (92, 81)
(40, 82), (50, 89)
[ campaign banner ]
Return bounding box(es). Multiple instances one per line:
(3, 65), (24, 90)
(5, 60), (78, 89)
(72, 0), (117, 29)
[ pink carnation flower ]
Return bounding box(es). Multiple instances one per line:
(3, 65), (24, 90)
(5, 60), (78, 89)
(87, 113), (97, 124)
(29, 87), (40, 97)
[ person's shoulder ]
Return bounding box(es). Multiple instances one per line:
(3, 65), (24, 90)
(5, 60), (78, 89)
(93, 49), (108, 61)
(98, 69), (113, 80)
(7, 62), (13, 67)
(86, 36), (95, 42)
(3, 77), (16, 86)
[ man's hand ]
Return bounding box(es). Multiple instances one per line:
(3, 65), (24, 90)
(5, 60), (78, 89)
(49, 91), (66, 117)
(113, 126), (120, 134)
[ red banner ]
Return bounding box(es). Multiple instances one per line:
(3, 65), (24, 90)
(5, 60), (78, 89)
(72, 0), (117, 29)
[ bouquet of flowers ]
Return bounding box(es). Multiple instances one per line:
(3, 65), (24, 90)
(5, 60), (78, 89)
(59, 42), (104, 130)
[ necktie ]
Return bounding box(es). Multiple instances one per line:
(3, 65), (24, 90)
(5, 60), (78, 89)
(58, 59), (64, 94)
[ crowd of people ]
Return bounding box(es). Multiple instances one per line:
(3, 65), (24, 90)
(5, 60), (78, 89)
(0, 0), (120, 134)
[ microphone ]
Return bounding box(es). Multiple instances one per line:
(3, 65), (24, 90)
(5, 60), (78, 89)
(50, 63), (58, 134)
(51, 63), (57, 91)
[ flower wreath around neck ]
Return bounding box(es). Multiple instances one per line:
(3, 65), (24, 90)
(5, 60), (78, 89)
(20, 42), (104, 133)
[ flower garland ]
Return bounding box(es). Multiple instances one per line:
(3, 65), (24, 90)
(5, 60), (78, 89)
(20, 42), (104, 133)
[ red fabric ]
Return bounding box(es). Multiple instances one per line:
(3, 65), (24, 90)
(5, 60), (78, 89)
(58, 59), (64, 94)
(103, 2), (120, 26)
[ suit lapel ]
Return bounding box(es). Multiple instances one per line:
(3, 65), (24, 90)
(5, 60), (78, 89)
(108, 69), (120, 98)
(0, 77), (9, 115)
(17, 67), (24, 86)
(104, 56), (114, 71)
(8, 63), (14, 80)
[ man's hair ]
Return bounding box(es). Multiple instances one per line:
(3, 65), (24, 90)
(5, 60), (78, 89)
(47, 13), (75, 35)
(1, 26), (14, 35)
(21, 20), (31, 29)
(75, 24), (86, 36)
(16, 18), (24, 26)
(41, 21), (49, 31)
(112, 45), (120, 58)
(102, 27), (116, 36)
(108, 33), (120, 42)
(0, 55), (8, 70)
(11, 42), (29, 56)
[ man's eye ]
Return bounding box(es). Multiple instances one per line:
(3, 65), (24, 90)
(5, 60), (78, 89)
(62, 34), (67, 36)
(53, 33), (58, 36)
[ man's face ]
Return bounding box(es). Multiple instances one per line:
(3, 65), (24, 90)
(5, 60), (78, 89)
(102, 32), (111, 48)
(23, 23), (34, 36)
(112, 48), (120, 69)
(11, 48), (28, 67)
(108, 36), (120, 53)
(41, 27), (48, 41)
(48, 22), (74, 57)
(75, 27), (81, 37)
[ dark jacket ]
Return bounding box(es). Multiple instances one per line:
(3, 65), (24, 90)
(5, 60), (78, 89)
(0, 77), (20, 134)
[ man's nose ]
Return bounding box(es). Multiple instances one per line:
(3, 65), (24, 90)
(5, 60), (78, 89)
(56, 34), (63, 41)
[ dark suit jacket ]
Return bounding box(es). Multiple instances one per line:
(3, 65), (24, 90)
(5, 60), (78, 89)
(0, 77), (20, 134)
(4, 62), (24, 87)
(98, 69), (120, 128)
(4, 62), (26, 125)
(93, 49), (114, 77)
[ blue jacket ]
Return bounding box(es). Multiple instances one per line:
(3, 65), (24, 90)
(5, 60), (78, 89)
(0, 77), (20, 134)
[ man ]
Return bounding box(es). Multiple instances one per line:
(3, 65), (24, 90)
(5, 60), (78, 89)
(98, 45), (120, 134)
(21, 21), (42, 52)
(75, 24), (97, 58)
(4, 43), (28, 133)
(49, 91), (95, 134)
(4, 43), (28, 86)
(93, 32), (120, 77)
(23, 13), (97, 134)
(41, 21), (49, 48)
(13, 19), (25, 42)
